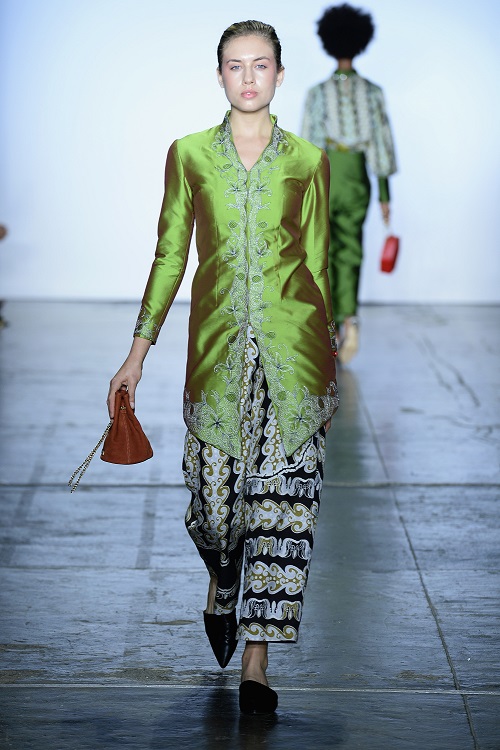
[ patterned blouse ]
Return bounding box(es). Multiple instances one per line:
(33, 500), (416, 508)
(301, 70), (397, 199)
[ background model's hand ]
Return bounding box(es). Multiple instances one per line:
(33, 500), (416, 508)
(380, 202), (390, 225)
(107, 337), (152, 418)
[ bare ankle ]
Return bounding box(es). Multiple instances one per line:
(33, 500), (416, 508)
(241, 643), (269, 686)
(205, 574), (217, 615)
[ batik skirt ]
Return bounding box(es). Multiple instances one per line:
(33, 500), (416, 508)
(183, 328), (326, 642)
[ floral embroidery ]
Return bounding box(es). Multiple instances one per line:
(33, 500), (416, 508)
(134, 306), (161, 342)
(183, 114), (338, 457)
(328, 320), (338, 356)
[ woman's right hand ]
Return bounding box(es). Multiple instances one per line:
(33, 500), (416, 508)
(107, 360), (143, 418)
(107, 337), (152, 418)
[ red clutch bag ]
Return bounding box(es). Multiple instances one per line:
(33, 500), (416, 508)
(380, 235), (400, 273)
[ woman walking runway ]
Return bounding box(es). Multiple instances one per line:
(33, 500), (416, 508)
(108, 19), (338, 714)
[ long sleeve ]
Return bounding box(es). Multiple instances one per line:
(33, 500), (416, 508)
(378, 176), (390, 203)
(300, 150), (337, 352)
(134, 140), (194, 343)
(365, 86), (397, 178)
(301, 86), (327, 150)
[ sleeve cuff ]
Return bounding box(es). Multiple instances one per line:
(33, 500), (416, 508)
(328, 320), (338, 357)
(378, 177), (390, 203)
(134, 306), (160, 344)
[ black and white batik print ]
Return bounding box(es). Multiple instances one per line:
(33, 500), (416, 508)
(183, 328), (326, 642)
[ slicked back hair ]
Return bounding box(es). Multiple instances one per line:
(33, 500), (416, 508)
(217, 20), (283, 71)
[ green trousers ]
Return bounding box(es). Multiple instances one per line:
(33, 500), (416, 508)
(326, 150), (371, 324)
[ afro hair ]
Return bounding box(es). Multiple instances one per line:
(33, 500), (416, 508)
(317, 4), (375, 60)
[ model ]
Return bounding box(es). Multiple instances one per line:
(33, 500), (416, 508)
(302, 3), (397, 363)
(108, 20), (338, 715)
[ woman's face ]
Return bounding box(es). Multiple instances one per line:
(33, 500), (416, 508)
(217, 34), (284, 114)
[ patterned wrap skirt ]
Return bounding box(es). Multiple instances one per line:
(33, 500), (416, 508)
(183, 328), (326, 642)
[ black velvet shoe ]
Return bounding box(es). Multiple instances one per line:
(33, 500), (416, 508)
(203, 611), (238, 668)
(239, 680), (278, 714)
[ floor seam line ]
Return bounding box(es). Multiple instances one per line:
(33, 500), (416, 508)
(392, 493), (481, 749)
(0, 684), (498, 695)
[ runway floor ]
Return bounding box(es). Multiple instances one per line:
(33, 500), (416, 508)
(0, 301), (499, 749)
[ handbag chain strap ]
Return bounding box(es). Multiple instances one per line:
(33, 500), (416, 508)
(68, 421), (112, 493)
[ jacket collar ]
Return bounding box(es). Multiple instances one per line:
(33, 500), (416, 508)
(218, 111), (287, 154)
(333, 68), (357, 81)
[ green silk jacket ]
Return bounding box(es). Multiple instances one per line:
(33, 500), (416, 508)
(134, 113), (339, 458)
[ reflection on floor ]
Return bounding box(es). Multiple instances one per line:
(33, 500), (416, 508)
(0, 302), (499, 749)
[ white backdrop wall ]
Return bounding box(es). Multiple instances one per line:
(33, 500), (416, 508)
(1, 0), (499, 303)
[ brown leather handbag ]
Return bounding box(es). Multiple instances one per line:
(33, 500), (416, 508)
(68, 388), (153, 492)
(101, 388), (153, 464)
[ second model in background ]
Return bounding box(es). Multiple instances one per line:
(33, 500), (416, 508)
(302, 3), (397, 364)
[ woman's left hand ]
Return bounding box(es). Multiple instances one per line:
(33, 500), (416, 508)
(325, 419), (332, 433)
(380, 202), (390, 225)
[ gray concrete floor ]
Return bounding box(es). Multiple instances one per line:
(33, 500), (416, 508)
(0, 301), (499, 750)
